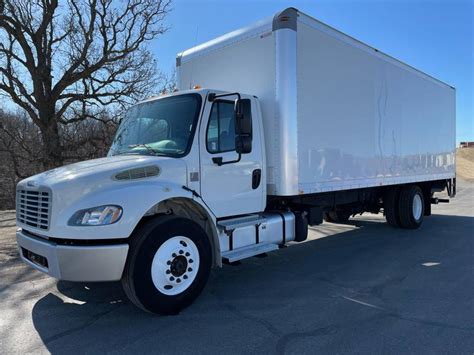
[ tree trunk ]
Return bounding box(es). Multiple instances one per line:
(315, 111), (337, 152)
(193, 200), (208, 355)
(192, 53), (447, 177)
(40, 119), (63, 170)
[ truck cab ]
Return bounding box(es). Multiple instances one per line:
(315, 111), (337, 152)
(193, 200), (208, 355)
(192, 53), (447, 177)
(108, 89), (266, 218)
(16, 89), (292, 315)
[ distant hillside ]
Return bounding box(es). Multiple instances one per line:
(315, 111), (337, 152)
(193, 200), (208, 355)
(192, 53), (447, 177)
(457, 148), (474, 181)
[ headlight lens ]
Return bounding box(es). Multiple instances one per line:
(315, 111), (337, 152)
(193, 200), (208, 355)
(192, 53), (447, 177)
(69, 205), (123, 226)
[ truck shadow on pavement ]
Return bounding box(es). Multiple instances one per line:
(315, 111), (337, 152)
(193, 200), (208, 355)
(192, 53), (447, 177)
(31, 214), (474, 353)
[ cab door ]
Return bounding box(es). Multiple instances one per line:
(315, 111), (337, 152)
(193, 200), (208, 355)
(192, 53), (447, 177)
(199, 96), (264, 217)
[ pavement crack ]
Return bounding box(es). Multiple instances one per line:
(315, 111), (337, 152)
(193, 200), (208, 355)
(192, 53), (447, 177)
(219, 300), (281, 337)
(275, 325), (339, 355)
(388, 311), (474, 332)
(275, 314), (386, 354)
(342, 296), (384, 310)
(342, 295), (474, 332)
(41, 304), (124, 345)
(209, 285), (282, 338)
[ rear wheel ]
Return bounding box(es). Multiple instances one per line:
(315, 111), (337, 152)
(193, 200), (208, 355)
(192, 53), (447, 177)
(398, 185), (424, 229)
(122, 215), (212, 315)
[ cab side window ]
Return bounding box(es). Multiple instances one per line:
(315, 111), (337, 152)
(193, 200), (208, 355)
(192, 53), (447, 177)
(207, 101), (236, 153)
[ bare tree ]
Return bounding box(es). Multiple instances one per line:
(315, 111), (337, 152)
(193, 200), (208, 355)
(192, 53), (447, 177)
(0, 107), (119, 209)
(0, 0), (171, 169)
(0, 109), (43, 208)
(0, 109), (43, 179)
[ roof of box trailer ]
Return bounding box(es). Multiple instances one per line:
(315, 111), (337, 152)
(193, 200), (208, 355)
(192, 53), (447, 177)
(177, 7), (454, 90)
(297, 11), (454, 90)
(176, 16), (273, 66)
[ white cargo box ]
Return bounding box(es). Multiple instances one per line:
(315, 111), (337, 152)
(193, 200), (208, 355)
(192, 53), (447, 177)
(177, 8), (456, 196)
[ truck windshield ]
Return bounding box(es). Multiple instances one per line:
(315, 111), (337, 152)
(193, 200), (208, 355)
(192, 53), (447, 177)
(109, 94), (202, 157)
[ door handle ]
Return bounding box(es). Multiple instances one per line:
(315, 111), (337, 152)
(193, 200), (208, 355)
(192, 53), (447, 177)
(252, 169), (261, 189)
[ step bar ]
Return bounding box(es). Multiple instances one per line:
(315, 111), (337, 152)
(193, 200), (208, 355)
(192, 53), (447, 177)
(217, 214), (266, 232)
(221, 243), (279, 263)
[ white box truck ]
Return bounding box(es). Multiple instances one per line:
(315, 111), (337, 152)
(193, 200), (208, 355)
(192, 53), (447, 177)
(16, 8), (456, 314)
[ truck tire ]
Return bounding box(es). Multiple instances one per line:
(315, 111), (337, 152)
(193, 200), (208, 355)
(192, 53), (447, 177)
(324, 210), (351, 223)
(384, 187), (401, 227)
(122, 215), (212, 315)
(398, 185), (424, 229)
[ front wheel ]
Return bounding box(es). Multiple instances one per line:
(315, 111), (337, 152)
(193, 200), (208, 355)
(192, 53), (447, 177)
(122, 215), (212, 315)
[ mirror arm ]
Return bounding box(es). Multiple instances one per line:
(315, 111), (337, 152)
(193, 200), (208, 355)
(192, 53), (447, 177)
(208, 92), (241, 102)
(212, 153), (242, 166)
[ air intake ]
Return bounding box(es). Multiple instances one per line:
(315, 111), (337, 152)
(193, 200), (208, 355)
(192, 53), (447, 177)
(114, 166), (160, 180)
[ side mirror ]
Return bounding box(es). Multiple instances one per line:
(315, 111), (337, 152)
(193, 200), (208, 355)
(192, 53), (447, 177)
(234, 99), (252, 136)
(234, 99), (252, 154)
(236, 135), (252, 154)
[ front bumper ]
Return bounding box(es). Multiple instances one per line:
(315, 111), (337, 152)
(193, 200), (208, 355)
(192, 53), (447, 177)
(16, 230), (129, 282)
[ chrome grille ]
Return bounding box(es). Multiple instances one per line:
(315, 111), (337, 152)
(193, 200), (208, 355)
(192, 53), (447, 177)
(16, 188), (51, 230)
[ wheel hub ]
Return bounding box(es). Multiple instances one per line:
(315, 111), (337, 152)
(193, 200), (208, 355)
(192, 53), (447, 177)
(412, 193), (423, 221)
(151, 236), (200, 296)
(170, 255), (188, 277)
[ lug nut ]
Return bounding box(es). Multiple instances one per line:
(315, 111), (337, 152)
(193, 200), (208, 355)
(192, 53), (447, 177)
(183, 275), (188, 279)
(176, 278), (181, 283)
(166, 270), (171, 274)
(185, 252), (190, 257)
(167, 260), (171, 265)
(188, 268), (192, 272)
(179, 250), (184, 254)
(189, 259), (193, 263)
(172, 253), (177, 257)
(170, 276), (175, 281)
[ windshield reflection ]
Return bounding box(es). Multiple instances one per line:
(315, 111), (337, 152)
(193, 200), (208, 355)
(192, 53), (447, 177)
(109, 94), (202, 158)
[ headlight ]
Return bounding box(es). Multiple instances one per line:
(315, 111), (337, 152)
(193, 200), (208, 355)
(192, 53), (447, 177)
(69, 205), (123, 226)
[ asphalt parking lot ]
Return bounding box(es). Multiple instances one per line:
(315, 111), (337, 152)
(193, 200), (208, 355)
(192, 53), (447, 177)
(1, 180), (473, 354)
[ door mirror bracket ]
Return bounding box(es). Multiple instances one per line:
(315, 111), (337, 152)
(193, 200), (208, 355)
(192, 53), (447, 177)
(212, 155), (242, 166)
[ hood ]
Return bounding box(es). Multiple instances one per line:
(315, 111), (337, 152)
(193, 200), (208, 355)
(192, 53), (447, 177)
(20, 155), (186, 187)
(16, 155), (190, 238)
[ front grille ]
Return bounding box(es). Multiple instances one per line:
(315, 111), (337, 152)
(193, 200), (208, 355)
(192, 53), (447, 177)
(16, 188), (51, 230)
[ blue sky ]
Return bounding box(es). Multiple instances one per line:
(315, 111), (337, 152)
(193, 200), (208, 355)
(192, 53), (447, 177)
(153, 0), (473, 143)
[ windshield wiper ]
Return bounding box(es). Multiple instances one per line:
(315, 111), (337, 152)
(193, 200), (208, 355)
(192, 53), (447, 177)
(127, 144), (165, 156)
(114, 151), (142, 156)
